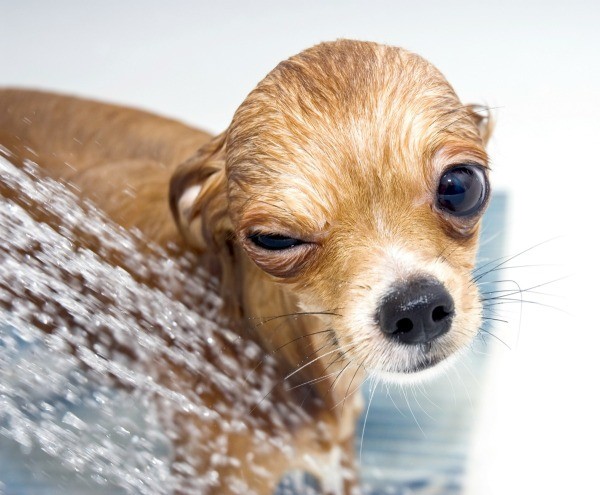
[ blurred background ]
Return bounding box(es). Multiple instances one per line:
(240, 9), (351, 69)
(1, 1), (598, 494)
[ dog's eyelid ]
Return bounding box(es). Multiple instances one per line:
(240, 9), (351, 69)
(432, 143), (489, 171)
(442, 160), (488, 173)
(241, 234), (318, 278)
(242, 224), (326, 244)
(247, 233), (308, 251)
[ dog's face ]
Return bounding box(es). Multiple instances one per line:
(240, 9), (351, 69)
(172, 40), (491, 378)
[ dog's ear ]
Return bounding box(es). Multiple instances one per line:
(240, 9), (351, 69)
(466, 104), (494, 147)
(169, 132), (231, 251)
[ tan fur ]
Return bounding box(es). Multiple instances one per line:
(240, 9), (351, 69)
(0, 39), (492, 494)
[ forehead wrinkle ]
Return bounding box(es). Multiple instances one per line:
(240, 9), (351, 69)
(230, 170), (331, 234)
(275, 43), (476, 150)
(231, 52), (481, 178)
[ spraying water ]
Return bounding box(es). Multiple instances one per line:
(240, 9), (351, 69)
(0, 154), (324, 494)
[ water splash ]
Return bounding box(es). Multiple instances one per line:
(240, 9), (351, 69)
(0, 155), (313, 494)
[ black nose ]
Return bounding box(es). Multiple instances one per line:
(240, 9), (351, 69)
(377, 278), (454, 344)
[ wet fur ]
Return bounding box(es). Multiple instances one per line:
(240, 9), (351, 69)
(0, 40), (492, 494)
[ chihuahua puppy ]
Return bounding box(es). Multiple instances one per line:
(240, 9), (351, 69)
(0, 40), (491, 494)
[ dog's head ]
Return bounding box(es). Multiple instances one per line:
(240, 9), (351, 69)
(170, 40), (492, 379)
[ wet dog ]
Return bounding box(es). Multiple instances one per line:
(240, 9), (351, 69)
(0, 40), (492, 494)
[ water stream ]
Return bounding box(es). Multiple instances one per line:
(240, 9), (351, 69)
(0, 154), (312, 494)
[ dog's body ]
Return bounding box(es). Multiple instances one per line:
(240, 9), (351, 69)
(0, 90), (210, 245)
(0, 40), (491, 494)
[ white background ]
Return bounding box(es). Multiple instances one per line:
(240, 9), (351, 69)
(2, 1), (598, 493)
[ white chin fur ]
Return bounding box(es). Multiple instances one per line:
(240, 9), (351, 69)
(373, 350), (460, 386)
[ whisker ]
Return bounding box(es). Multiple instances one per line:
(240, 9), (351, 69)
(298, 336), (339, 366)
(445, 369), (458, 406)
(483, 288), (565, 299)
(251, 310), (342, 327)
(325, 359), (354, 399)
(359, 377), (378, 464)
(300, 350), (355, 408)
(476, 278), (520, 288)
(482, 316), (509, 324)
(484, 299), (567, 314)
(301, 342), (353, 409)
(435, 242), (461, 265)
(285, 343), (356, 386)
(338, 357), (369, 414)
(415, 380), (441, 411)
(482, 276), (569, 300)
(385, 384), (407, 418)
(272, 329), (334, 354)
(244, 328), (333, 393)
(482, 263), (562, 272)
(473, 237), (563, 283)
(242, 329), (334, 385)
(452, 365), (474, 410)
(479, 328), (512, 350)
(401, 382), (426, 438)
(287, 370), (341, 391)
(477, 228), (503, 249)
(459, 357), (481, 389)
(250, 344), (348, 414)
(410, 384), (435, 422)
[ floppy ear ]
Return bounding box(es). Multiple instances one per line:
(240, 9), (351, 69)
(466, 104), (494, 147)
(169, 132), (230, 251)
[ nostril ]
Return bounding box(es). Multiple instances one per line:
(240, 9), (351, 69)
(432, 305), (451, 322)
(396, 318), (414, 334)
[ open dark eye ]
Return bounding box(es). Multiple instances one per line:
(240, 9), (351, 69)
(248, 233), (305, 251)
(437, 165), (488, 217)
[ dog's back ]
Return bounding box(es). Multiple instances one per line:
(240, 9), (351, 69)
(0, 89), (211, 244)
